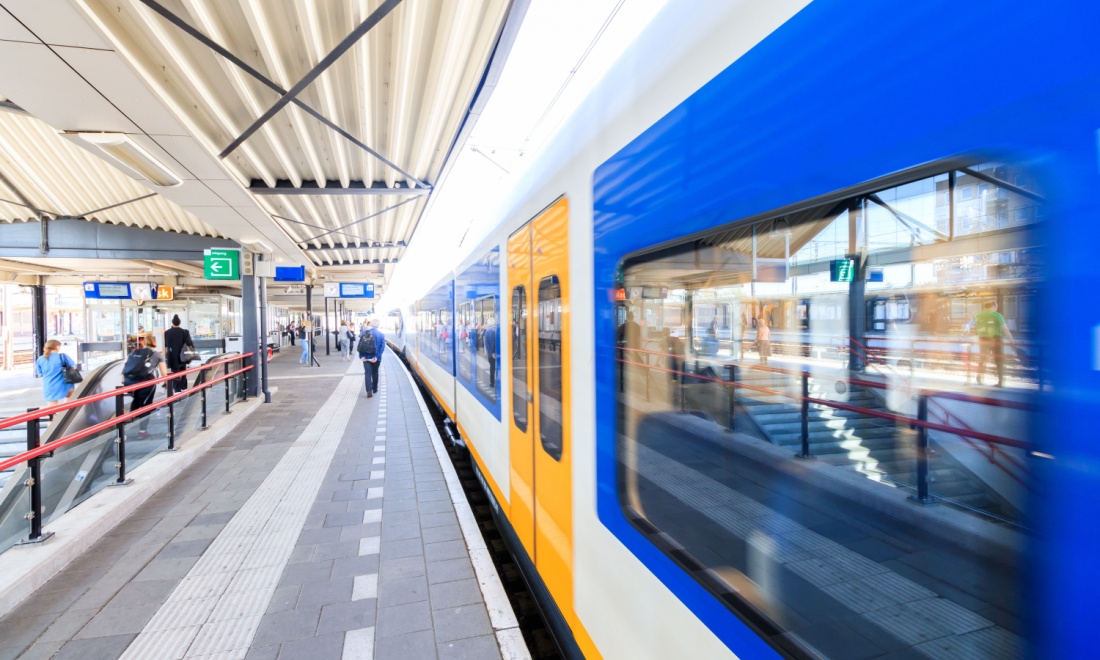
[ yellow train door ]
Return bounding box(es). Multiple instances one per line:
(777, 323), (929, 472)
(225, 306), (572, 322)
(508, 197), (575, 623)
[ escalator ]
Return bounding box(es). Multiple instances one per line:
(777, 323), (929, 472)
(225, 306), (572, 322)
(0, 354), (242, 554)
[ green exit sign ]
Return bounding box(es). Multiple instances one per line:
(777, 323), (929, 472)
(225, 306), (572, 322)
(830, 258), (855, 283)
(204, 248), (240, 280)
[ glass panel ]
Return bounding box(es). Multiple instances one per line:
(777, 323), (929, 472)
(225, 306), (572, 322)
(617, 162), (1039, 658)
(537, 276), (563, 460)
(458, 301), (474, 382)
(476, 296), (499, 402)
(512, 286), (527, 431)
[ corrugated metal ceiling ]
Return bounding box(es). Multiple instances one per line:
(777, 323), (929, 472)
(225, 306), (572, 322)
(0, 104), (223, 237)
(73, 0), (513, 270)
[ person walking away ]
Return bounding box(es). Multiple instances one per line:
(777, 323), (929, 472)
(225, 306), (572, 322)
(36, 339), (76, 407)
(757, 318), (771, 366)
(163, 314), (195, 391)
(483, 322), (498, 387)
(288, 322), (296, 347)
(974, 301), (1014, 387)
(357, 318), (386, 397)
(123, 331), (168, 438)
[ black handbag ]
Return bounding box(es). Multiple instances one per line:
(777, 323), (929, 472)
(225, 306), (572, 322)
(180, 345), (201, 364)
(62, 363), (83, 385)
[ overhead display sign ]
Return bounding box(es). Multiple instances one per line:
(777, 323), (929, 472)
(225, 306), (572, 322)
(339, 282), (374, 298)
(830, 258), (855, 283)
(83, 282), (131, 299)
(204, 248), (240, 280)
(274, 265), (306, 282)
(156, 285), (174, 300)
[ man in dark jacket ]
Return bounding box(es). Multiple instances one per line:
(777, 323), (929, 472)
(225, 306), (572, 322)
(163, 314), (194, 390)
(357, 318), (386, 397)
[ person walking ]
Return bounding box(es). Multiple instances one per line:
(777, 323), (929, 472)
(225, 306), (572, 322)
(36, 339), (76, 407)
(123, 331), (168, 438)
(163, 314), (195, 391)
(974, 301), (1014, 387)
(483, 321), (498, 388)
(756, 317), (771, 365)
(357, 318), (386, 397)
(344, 322), (356, 362)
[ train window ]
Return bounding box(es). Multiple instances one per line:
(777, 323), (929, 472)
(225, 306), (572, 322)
(511, 285), (528, 432)
(538, 275), (563, 461)
(616, 161), (1039, 659)
(475, 296), (499, 402)
(457, 301), (474, 383)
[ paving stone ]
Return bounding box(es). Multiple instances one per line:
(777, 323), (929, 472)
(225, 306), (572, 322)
(332, 553), (382, 578)
(428, 579), (484, 610)
(317, 600), (377, 635)
(432, 604), (492, 643)
(0, 612), (54, 659)
(157, 537), (214, 559)
(437, 634), (503, 660)
(375, 628), (437, 660)
(296, 527), (343, 545)
(243, 643), (281, 660)
(424, 540), (469, 563)
(73, 605), (155, 639)
(277, 630), (345, 660)
(277, 561), (333, 587)
(53, 633), (137, 660)
(380, 555), (427, 581)
(266, 585), (302, 614)
(105, 579), (178, 609)
(377, 575), (430, 607)
(333, 489), (367, 502)
(384, 522), (423, 541)
(376, 600), (433, 638)
(296, 576), (354, 610)
(427, 558), (475, 585)
(422, 525), (463, 544)
(313, 540), (360, 561)
(380, 537), (424, 560)
(251, 608), (321, 646)
(324, 511), (365, 527)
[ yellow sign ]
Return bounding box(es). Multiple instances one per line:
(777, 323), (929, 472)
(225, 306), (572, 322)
(156, 285), (174, 301)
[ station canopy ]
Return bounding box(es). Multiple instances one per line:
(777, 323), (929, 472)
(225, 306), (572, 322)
(0, 0), (522, 295)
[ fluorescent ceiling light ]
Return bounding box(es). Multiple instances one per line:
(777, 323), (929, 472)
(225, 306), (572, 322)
(71, 132), (182, 187)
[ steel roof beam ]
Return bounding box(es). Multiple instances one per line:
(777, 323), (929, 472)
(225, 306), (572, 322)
(299, 241), (406, 252)
(297, 197), (420, 245)
(215, 0), (403, 160)
(136, 0), (429, 190)
(249, 180), (429, 196)
(0, 218), (237, 260)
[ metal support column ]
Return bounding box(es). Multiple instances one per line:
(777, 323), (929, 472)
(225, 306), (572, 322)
(796, 373), (814, 459)
(30, 284), (46, 364)
(325, 296), (331, 355)
(910, 394), (937, 505)
(257, 255), (271, 403)
(241, 260), (260, 396)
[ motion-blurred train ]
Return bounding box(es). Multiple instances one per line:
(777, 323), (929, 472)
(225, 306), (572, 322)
(381, 1), (1097, 657)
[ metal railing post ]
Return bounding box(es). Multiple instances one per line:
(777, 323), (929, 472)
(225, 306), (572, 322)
(112, 386), (132, 486)
(166, 379), (176, 451)
(17, 407), (53, 545)
(911, 394), (936, 504)
(224, 373), (231, 413)
(796, 372), (814, 458)
(679, 365), (687, 414)
(242, 358), (249, 402)
(200, 384), (208, 429)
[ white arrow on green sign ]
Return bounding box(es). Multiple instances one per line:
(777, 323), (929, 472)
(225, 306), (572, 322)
(204, 248), (240, 280)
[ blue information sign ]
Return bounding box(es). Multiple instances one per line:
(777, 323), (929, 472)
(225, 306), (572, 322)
(83, 282), (131, 299)
(274, 266), (306, 282)
(339, 282), (374, 298)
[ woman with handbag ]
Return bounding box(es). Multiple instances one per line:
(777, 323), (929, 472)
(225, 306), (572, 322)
(164, 314), (196, 390)
(36, 339), (78, 407)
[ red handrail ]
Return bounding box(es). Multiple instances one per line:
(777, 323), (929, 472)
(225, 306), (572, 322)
(619, 357), (1030, 451)
(0, 355), (254, 474)
(0, 353), (255, 432)
(926, 397), (1031, 489)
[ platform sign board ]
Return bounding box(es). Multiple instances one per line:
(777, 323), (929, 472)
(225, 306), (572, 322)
(83, 282), (131, 299)
(830, 258), (855, 283)
(204, 248), (240, 280)
(274, 265), (306, 282)
(339, 282), (374, 298)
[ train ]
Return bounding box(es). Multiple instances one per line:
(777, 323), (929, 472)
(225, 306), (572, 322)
(380, 1), (1099, 657)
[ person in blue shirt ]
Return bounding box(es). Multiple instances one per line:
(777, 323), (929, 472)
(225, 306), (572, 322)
(357, 318), (386, 397)
(35, 339), (76, 407)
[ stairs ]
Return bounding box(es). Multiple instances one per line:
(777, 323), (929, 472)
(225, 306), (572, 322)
(734, 368), (1019, 521)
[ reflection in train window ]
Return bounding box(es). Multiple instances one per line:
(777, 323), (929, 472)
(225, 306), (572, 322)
(512, 285), (527, 432)
(538, 275), (563, 460)
(616, 161), (1040, 658)
(475, 296), (499, 402)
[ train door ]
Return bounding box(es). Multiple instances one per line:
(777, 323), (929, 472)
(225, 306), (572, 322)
(507, 197), (574, 613)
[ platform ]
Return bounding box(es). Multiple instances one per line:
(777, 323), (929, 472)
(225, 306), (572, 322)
(0, 351), (524, 660)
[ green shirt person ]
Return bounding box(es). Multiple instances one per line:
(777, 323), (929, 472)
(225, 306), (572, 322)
(973, 301), (1014, 387)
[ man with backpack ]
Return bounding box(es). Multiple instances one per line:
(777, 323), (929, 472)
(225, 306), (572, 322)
(123, 331), (168, 438)
(357, 318), (385, 397)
